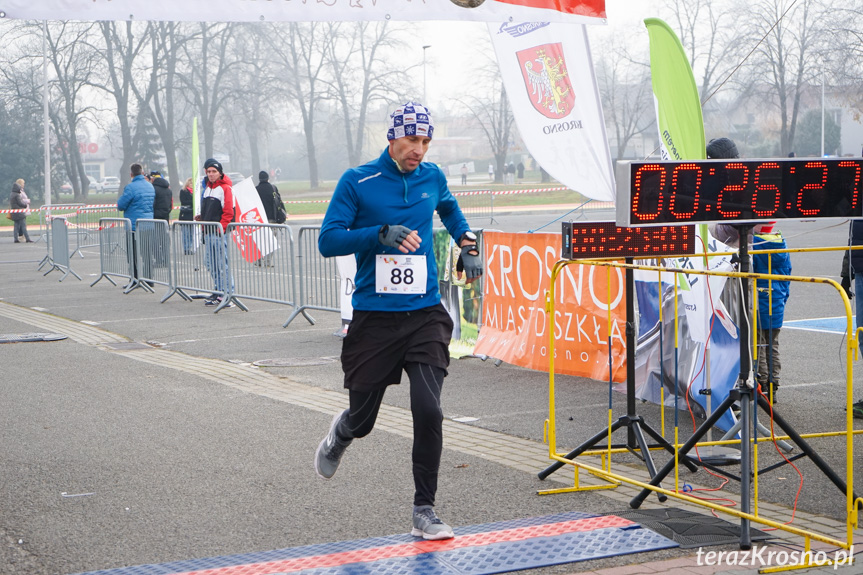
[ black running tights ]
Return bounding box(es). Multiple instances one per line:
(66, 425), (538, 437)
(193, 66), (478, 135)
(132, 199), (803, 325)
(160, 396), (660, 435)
(338, 362), (445, 507)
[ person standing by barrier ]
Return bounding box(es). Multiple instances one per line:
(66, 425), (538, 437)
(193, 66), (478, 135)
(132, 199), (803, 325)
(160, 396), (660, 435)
(708, 137), (790, 405)
(196, 158), (234, 308)
(255, 170), (283, 267)
(460, 164), (468, 186)
(117, 163), (155, 283)
(842, 222), (863, 419)
(179, 177), (195, 255)
(752, 222), (790, 404)
(255, 170), (280, 224)
(150, 171), (173, 269)
(315, 101), (483, 541)
(151, 171), (173, 222)
(9, 179), (33, 243)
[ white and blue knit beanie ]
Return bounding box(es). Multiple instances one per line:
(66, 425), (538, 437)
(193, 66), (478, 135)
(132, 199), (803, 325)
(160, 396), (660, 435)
(387, 102), (434, 141)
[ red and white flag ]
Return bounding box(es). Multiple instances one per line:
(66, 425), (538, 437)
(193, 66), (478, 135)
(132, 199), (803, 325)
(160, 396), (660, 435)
(231, 177), (278, 263)
(489, 21), (615, 202)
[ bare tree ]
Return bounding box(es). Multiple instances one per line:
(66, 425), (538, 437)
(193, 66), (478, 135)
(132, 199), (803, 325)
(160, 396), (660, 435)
(595, 46), (654, 162)
(227, 24), (281, 177)
(827, 4), (863, 125)
(268, 22), (334, 189)
(95, 21), (152, 189)
(663, 0), (747, 104)
(44, 22), (100, 199)
(179, 23), (238, 159)
(323, 21), (409, 167)
(460, 81), (514, 185)
(140, 21), (194, 191)
(744, 0), (829, 155)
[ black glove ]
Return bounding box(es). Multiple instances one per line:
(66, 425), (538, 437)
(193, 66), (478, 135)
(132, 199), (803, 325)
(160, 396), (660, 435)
(841, 275), (854, 299)
(378, 224), (411, 249)
(456, 244), (483, 282)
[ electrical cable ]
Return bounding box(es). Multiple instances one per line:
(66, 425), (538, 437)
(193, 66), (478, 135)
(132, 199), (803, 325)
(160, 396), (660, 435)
(526, 200), (595, 233)
(699, 0), (802, 109)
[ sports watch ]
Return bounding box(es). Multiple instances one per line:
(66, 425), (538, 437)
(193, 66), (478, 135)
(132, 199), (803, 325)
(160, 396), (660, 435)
(458, 231), (477, 245)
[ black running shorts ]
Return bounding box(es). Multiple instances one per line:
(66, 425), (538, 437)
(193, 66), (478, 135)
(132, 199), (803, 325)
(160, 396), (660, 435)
(341, 303), (454, 392)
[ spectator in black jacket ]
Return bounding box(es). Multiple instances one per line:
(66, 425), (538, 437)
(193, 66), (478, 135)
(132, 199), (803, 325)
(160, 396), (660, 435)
(150, 171), (173, 269)
(255, 170), (279, 223)
(151, 172), (173, 222)
(255, 170), (284, 267)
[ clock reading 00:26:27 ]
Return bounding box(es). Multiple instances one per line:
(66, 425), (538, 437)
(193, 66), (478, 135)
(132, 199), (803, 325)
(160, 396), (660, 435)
(616, 158), (863, 227)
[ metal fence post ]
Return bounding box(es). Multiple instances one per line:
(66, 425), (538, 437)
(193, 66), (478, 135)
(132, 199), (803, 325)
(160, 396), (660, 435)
(91, 217), (133, 289)
(42, 217), (81, 282)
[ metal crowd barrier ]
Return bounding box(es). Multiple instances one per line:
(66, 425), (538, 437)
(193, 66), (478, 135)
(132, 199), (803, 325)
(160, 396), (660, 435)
(284, 226), (339, 328)
(90, 217), (134, 290)
(164, 221), (233, 308)
(42, 217), (81, 282)
(74, 205), (122, 254)
(226, 222), (313, 322)
(541, 255), (862, 562)
(135, 219), (173, 296)
(85, 220), (482, 330)
(37, 213), (53, 271)
(453, 191), (495, 224)
(37, 203), (83, 245)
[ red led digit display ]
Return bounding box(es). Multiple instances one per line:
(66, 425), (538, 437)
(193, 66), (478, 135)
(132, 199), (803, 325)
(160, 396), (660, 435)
(562, 221), (695, 259)
(617, 158), (863, 227)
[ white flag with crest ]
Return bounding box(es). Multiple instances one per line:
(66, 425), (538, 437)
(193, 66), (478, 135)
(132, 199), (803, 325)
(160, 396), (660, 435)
(489, 21), (615, 202)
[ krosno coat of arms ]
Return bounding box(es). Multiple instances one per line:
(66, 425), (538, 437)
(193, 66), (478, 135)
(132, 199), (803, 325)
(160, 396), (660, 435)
(517, 43), (575, 120)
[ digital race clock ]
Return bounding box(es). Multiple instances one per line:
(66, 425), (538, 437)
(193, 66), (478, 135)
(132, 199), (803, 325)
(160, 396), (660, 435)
(616, 158), (863, 227)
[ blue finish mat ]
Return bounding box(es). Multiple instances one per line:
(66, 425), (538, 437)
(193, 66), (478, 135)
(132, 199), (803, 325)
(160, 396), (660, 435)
(72, 511), (678, 575)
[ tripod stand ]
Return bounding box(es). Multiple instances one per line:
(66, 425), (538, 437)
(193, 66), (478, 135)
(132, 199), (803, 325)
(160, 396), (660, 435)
(628, 225), (860, 548)
(538, 260), (698, 500)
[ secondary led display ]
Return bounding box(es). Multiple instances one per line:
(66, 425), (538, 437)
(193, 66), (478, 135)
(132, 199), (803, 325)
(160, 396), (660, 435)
(562, 221), (695, 259)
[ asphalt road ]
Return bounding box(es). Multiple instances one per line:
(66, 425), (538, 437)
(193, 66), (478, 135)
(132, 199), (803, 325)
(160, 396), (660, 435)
(0, 208), (859, 575)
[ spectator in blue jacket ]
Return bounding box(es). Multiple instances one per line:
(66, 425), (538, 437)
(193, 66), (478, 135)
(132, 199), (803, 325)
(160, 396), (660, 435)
(117, 163), (155, 284)
(118, 163), (154, 231)
(752, 222), (790, 404)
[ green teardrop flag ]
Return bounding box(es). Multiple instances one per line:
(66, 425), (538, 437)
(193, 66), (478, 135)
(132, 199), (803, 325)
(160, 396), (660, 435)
(645, 18), (706, 162)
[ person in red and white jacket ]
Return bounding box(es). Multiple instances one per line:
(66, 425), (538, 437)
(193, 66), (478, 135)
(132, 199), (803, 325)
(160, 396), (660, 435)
(195, 158), (235, 307)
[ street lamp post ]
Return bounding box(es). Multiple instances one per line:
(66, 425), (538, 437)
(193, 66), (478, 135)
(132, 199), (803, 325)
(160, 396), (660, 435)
(821, 58), (831, 157)
(422, 45), (431, 104)
(821, 68), (825, 157)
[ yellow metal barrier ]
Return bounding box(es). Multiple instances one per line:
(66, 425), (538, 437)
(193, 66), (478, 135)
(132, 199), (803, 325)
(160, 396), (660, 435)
(542, 251), (861, 570)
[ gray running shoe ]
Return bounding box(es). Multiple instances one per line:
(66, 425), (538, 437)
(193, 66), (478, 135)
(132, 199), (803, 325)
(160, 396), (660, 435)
(314, 410), (352, 479)
(411, 505), (454, 540)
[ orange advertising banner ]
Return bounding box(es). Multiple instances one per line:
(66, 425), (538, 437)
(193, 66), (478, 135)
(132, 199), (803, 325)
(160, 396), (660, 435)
(474, 231), (626, 381)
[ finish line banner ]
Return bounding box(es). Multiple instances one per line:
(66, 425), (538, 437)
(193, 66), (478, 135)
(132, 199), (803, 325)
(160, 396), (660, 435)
(1, 0), (606, 23)
(474, 232), (626, 381)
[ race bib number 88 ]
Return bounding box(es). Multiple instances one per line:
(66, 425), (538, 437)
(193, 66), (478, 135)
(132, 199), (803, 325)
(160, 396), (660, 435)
(375, 254), (427, 294)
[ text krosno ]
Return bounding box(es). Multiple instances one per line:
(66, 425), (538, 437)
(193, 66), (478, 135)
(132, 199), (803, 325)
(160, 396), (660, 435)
(696, 546), (854, 569)
(485, 244), (624, 309)
(543, 120), (583, 135)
